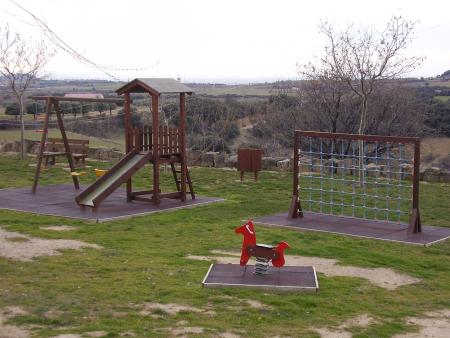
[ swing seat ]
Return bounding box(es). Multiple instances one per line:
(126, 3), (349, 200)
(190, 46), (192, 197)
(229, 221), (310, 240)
(70, 171), (87, 177)
(94, 169), (108, 177)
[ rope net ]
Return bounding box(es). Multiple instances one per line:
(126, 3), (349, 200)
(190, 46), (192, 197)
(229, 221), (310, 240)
(297, 135), (416, 223)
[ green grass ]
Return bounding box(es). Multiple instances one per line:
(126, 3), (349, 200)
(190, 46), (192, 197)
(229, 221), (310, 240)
(0, 154), (449, 337)
(435, 95), (450, 102)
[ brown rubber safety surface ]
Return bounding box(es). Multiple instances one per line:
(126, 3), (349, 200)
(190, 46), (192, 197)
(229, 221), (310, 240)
(254, 212), (450, 246)
(202, 264), (319, 292)
(0, 184), (223, 222)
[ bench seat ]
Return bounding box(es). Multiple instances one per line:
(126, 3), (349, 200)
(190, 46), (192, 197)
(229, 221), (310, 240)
(43, 138), (89, 166)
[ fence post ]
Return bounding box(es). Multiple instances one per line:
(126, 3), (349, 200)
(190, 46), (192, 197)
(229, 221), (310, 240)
(288, 131), (302, 218)
(409, 138), (422, 233)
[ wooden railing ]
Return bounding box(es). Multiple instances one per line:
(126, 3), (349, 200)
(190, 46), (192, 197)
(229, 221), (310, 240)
(128, 125), (181, 155)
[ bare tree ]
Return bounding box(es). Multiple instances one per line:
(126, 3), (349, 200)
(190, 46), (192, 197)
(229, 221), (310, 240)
(318, 16), (423, 135)
(298, 64), (360, 134)
(299, 16), (423, 184)
(0, 24), (55, 159)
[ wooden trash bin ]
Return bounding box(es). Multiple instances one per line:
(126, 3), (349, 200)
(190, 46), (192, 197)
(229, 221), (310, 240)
(237, 148), (262, 181)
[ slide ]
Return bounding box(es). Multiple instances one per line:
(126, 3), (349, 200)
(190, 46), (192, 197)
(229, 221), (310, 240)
(75, 150), (151, 207)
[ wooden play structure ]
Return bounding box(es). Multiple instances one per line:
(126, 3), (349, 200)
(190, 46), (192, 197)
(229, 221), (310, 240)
(255, 130), (450, 245)
(31, 95), (124, 194)
(31, 78), (196, 209)
(288, 130), (422, 234)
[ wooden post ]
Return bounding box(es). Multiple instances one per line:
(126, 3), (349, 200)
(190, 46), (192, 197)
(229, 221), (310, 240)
(124, 93), (132, 152)
(409, 139), (421, 233)
(54, 100), (79, 190)
(288, 131), (302, 218)
(179, 93), (187, 202)
(32, 98), (52, 193)
(124, 92), (132, 201)
(152, 94), (160, 205)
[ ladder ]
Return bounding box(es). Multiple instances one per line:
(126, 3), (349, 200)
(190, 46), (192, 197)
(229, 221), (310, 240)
(170, 163), (195, 199)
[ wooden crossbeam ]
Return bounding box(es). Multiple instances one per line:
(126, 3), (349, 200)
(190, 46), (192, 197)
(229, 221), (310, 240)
(30, 96), (125, 104)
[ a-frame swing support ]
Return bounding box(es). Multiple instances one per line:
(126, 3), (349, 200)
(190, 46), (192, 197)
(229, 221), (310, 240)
(30, 96), (125, 194)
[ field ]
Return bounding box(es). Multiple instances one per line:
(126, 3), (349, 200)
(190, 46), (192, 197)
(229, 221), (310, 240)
(0, 154), (449, 337)
(434, 95), (450, 102)
(193, 84), (279, 97)
(0, 128), (124, 150)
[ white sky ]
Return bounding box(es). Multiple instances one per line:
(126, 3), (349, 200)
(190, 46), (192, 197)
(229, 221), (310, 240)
(1, 0), (449, 83)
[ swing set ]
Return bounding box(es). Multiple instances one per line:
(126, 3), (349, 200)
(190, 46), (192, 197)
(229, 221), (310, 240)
(30, 95), (125, 193)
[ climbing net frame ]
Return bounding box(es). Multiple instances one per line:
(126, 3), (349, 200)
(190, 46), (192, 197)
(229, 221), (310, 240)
(288, 131), (422, 233)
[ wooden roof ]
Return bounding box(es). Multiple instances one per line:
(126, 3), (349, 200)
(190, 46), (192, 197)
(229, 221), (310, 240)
(116, 78), (194, 95)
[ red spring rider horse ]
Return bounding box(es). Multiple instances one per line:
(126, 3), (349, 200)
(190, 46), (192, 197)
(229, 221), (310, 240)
(235, 220), (289, 274)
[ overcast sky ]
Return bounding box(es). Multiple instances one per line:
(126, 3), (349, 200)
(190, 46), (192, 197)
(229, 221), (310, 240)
(1, 0), (449, 83)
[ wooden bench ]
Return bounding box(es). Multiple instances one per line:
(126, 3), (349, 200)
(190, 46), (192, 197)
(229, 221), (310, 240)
(43, 138), (89, 166)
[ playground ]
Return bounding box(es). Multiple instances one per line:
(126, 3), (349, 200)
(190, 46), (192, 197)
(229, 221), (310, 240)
(0, 80), (449, 336)
(0, 152), (449, 337)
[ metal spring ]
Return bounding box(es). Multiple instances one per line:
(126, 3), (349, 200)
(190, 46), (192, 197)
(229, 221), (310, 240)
(254, 257), (270, 275)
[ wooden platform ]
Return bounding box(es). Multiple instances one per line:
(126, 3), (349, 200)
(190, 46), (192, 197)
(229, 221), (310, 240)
(0, 184), (223, 222)
(255, 212), (450, 246)
(202, 264), (319, 292)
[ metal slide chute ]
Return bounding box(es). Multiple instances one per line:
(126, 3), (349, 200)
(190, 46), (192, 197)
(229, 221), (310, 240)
(75, 150), (152, 207)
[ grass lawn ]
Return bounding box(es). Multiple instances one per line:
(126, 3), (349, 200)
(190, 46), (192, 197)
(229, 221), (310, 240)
(0, 154), (449, 337)
(0, 129), (124, 151)
(434, 95), (450, 102)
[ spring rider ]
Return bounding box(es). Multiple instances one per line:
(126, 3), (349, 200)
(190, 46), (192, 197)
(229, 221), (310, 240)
(235, 220), (289, 275)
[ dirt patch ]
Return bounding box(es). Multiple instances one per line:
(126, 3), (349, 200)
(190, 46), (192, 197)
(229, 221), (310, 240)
(214, 333), (241, 338)
(187, 250), (420, 290)
(154, 326), (205, 337)
(0, 227), (101, 261)
(170, 327), (204, 336)
(243, 299), (265, 309)
(212, 295), (267, 310)
(393, 309), (450, 338)
(313, 314), (375, 338)
(139, 303), (214, 317)
(119, 332), (136, 337)
(0, 306), (30, 338)
(44, 309), (65, 319)
(85, 331), (108, 337)
(41, 226), (75, 232)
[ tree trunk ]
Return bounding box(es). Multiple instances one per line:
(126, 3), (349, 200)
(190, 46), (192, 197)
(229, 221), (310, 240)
(358, 96), (368, 187)
(19, 95), (25, 160)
